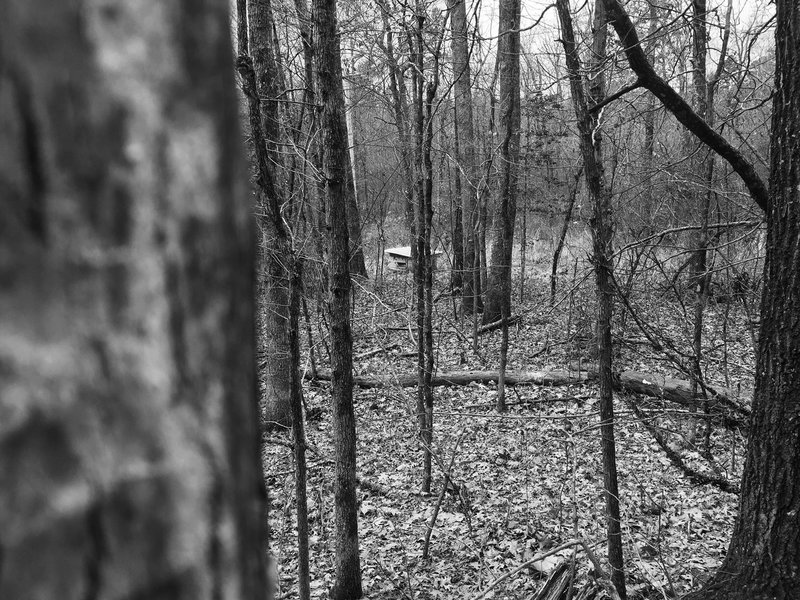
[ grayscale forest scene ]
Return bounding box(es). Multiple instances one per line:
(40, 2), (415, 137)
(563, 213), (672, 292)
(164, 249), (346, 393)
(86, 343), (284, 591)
(1, 0), (798, 599)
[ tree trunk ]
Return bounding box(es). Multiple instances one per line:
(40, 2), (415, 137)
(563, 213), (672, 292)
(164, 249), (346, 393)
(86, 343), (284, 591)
(686, 0), (710, 446)
(293, 0), (329, 277)
(342, 73), (368, 278)
(550, 165), (583, 304)
(242, 0), (293, 430)
(289, 260), (311, 600)
(604, 0), (800, 595)
(688, 1), (800, 597)
(411, 1), (440, 494)
(483, 0), (521, 327)
(557, 1), (626, 597)
(377, 0), (416, 249)
(450, 101), (465, 295)
(0, 1), (268, 598)
(447, 0), (481, 315)
(312, 0), (363, 597)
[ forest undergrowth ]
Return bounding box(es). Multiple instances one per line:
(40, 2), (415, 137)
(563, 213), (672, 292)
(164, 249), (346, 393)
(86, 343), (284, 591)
(264, 267), (755, 600)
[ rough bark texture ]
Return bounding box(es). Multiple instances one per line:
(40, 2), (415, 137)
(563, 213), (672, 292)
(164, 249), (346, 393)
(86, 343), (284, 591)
(288, 262), (311, 600)
(687, 0), (712, 446)
(447, 0), (481, 314)
(410, 2), (438, 493)
(0, 1), (268, 599)
(688, 2), (800, 597)
(483, 0), (521, 326)
(557, 1), (626, 597)
(243, 0), (293, 429)
(313, 0), (363, 597)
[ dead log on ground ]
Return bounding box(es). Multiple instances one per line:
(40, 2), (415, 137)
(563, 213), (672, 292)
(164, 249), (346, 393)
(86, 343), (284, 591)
(306, 366), (749, 427)
(477, 315), (520, 335)
(307, 368), (589, 389)
(572, 363), (751, 422)
(623, 396), (740, 494)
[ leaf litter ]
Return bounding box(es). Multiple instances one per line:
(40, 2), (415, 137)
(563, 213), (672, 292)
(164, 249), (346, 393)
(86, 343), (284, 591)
(264, 274), (750, 599)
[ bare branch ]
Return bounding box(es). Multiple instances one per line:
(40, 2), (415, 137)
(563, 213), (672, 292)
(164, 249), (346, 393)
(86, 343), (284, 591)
(601, 0), (769, 212)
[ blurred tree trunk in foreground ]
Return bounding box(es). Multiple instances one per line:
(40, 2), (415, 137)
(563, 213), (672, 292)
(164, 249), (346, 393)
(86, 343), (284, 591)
(0, 1), (268, 599)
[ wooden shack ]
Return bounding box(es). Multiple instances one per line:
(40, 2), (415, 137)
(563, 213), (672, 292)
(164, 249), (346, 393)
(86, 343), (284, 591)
(384, 246), (443, 272)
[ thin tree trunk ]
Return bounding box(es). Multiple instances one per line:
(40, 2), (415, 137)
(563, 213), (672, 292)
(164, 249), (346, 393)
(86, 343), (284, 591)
(244, 0), (293, 429)
(377, 0), (416, 247)
(0, 2), (268, 598)
(450, 102), (465, 295)
(550, 165), (583, 304)
(484, 0), (521, 328)
(294, 0), (328, 272)
(557, 1), (626, 597)
(447, 0), (481, 315)
(342, 67), (368, 278)
(313, 0), (363, 596)
(411, 2), (440, 493)
(687, 0), (709, 446)
(289, 261), (311, 600)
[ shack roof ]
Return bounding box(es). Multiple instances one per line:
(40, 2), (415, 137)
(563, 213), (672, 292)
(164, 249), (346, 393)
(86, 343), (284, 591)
(384, 246), (412, 258)
(384, 246), (444, 257)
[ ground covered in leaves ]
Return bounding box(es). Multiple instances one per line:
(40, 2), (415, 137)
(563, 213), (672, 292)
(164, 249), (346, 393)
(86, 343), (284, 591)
(264, 269), (755, 599)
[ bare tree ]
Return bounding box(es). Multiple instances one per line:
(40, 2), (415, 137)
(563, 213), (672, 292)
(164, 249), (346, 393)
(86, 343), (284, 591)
(485, 0), (521, 411)
(447, 0), (482, 315)
(313, 0), (363, 596)
(557, 0), (626, 596)
(237, 0), (312, 596)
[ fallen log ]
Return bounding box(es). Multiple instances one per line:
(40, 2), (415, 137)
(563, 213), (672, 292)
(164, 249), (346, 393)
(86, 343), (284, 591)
(477, 315), (520, 335)
(305, 366), (750, 426)
(623, 396), (740, 494)
(307, 368), (589, 389)
(571, 363), (751, 421)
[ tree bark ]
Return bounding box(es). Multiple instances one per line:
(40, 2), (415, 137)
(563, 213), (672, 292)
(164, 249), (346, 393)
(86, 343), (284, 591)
(483, 0), (521, 328)
(312, 0), (363, 597)
(289, 261), (311, 600)
(0, 1), (268, 598)
(447, 0), (481, 315)
(241, 0), (293, 430)
(410, 1), (440, 493)
(687, 1), (800, 597)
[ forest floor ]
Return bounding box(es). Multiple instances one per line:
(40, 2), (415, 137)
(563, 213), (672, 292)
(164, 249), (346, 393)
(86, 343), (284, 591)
(264, 267), (756, 600)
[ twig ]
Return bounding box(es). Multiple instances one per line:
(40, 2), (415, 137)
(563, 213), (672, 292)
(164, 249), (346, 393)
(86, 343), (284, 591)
(471, 539), (585, 600)
(422, 429), (466, 558)
(623, 395), (739, 494)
